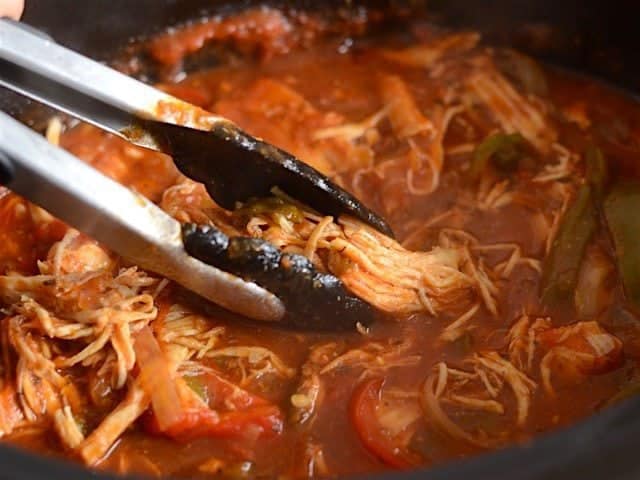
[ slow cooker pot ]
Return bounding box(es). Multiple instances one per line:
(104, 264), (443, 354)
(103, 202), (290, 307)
(1, 1), (640, 479)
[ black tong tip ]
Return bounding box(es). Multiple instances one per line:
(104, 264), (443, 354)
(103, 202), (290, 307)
(144, 119), (394, 238)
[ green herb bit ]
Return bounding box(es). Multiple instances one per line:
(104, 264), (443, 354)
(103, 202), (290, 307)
(469, 132), (524, 181)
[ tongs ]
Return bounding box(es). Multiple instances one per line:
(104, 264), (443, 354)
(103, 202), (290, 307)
(0, 18), (386, 329)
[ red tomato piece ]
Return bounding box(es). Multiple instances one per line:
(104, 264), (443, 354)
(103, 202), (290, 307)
(350, 378), (420, 469)
(145, 370), (283, 441)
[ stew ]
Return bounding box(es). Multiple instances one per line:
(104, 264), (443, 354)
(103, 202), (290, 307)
(1, 6), (640, 478)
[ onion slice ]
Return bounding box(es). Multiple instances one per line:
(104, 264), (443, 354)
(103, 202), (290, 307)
(133, 325), (182, 431)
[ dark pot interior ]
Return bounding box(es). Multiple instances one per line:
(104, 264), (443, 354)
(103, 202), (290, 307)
(1, 1), (640, 479)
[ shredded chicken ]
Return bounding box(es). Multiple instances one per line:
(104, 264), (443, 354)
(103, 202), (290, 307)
(214, 78), (374, 176)
(471, 352), (536, 426)
(160, 180), (231, 229)
(159, 304), (225, 365)
(440, 303), (480, 342)
(0, 229), (161, 457)
(468, 61), (557, 153)
(540, 181), (573, 255)
(471, 243), (542, 279)
(379, 74), (434, 139)
(313, 107), (388, 144)
(79, 384), (150, 465)
(163, 184), (478, 316)
(381, 32), (481, 69)
(53, 405), (85, 449)
(290, 338), (419, 427)
(476, 178), (514, 211)
(537, 321), (623, 395)
(332, 217), (474, 314)
(373, 75), (464, 195)
(533, 143), (577, 183)
(320, 339), (419, 378)
(206, 346), (295, 387)
(506, 317), (623, 397)
(421, 351), (536, 446)
(45, 116), (64, 146)
(289, 343), (337, 427)
(297, 442), (330, 478)
(507, 315), (552, 372)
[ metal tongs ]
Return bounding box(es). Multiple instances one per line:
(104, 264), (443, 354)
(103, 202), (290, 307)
(0, 19), (388, 329)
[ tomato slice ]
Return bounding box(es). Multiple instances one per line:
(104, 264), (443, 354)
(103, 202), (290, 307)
(144, 370), (283, 441)
(350, 378), (420, 469)
(148, 403), (282, 441)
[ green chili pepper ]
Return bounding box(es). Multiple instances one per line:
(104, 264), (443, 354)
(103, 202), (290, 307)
(540, 146), (609, 306)
(184, 375), (207, 402)
(541, 185), (598, 304)
(469, 133), (524, 181)
(585, 146), (607, 198)
(237, 196), (304, 223)
(604, 181), (640, 312)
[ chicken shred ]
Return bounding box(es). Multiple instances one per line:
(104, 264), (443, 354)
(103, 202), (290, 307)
(422, 351), (536, 447)
(381, 32), (480, 69)
(538, 321), (623, 395)
(468, 61), (557, 152)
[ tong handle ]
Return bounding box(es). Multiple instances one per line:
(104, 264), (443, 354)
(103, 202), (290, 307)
(0, 111), (285, 322)
(0, 18), (171, 130)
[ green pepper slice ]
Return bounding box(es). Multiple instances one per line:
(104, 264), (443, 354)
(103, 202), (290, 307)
(236, 196), (305, 223)
(604, 181), (640, 312)
(469, 133), (524, 181)
(540, 146), (609, 305)
(585, 145), (607, 198)
(541, 185), (598, 304)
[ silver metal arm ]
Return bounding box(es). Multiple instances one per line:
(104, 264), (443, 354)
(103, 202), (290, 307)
(0, 18), (222, 148)
(0, 111), (285, 322)
(0, 18), (171, 123)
